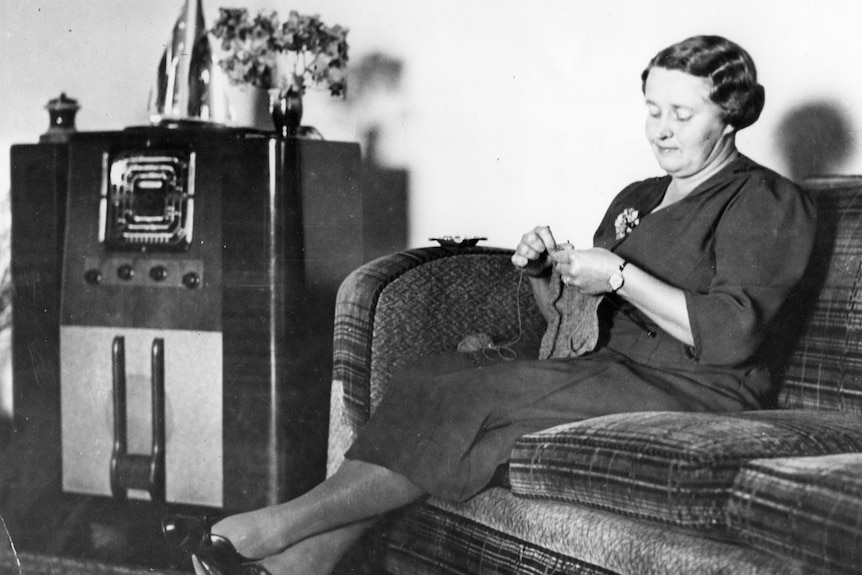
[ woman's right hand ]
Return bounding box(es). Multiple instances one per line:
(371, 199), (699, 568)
(511, 225), (557, 277)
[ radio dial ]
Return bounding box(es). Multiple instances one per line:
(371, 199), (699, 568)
(84, 269), (102, 285)
(182, 272), (201, 289)
(117, 264), (135, 281)
(150, 265), (168, 282)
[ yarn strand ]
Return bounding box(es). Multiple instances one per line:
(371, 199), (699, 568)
(480, 270), (526, 361)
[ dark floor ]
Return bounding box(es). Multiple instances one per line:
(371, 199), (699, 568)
(0, 292), (338, 573)
(0, 410), (204, 573)
(0, 390), (385, 575)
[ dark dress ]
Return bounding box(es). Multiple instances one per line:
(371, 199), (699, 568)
(345, 155), (817, 501)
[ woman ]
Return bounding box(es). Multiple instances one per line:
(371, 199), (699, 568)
(167, 35), (816, 575)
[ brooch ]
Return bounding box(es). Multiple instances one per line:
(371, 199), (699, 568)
(614, 208), (640, 240)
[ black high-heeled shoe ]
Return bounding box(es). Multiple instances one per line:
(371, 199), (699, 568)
(193, 548), (273, 575)
(162, 514), (213, 555)
(162, 515), (265, 574)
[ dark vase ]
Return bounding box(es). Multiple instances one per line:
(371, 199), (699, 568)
(269, 88), (303, 138)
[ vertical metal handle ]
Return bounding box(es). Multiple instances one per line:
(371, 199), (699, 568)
(109, 336), (166, 502)
(110, 336), (127, 498)
(149, 338), (166, 501)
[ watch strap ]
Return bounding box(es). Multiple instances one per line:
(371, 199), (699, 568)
(610, 260), (628, 293)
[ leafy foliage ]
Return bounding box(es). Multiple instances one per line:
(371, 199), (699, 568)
(210, 8), (349, 97)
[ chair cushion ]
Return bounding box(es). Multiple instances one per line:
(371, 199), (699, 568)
(509, 410), (862, 529)
(727, 453), (862, 574)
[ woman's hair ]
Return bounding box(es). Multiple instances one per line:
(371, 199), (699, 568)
(641, 35), (765, 130)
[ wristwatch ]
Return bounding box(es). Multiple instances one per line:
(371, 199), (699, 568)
(608, 260), (628, 293)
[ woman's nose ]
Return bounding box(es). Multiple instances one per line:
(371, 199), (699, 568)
(656, 118), (673, 139)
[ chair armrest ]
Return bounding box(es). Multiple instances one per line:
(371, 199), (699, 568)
(332, 246), (546, 431)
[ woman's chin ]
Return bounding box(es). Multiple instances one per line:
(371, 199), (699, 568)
(654, 157), (685, 176)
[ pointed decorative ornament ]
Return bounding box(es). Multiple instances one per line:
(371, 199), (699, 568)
(149, 0), (231, 125)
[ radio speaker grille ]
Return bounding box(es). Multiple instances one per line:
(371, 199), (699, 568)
(102, 151), (195, 251)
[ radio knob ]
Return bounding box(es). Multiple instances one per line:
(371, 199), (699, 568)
(150, 265), (168, 282)
(84, 269), (102, 285)
(182, 271), (201, 289)
(117, 264), (135, 281)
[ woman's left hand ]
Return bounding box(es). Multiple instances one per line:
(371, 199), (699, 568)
(550, 247), (625, 295)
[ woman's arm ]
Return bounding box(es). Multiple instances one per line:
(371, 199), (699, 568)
(552, 247), (695, 346)
(615, 261), (693, 346)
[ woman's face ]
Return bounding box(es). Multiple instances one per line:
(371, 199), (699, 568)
(644, 67), (735, 179)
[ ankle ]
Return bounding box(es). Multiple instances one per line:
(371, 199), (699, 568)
(260, 537), (343, 575)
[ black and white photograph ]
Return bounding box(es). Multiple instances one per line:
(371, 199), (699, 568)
(1, 1), (861, 574)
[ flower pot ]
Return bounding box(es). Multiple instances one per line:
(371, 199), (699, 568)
(269, 88), (303, 138)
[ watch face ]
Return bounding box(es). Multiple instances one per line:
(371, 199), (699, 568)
(609, 272), (624, 292)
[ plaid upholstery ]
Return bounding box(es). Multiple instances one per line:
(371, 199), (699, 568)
(386, 503), (616, 575)
(774, 178), (862, 411)
(385, 488), (807, 575)
(510, 410), (862, 529)
(332, 246), (545, 429)
(332, 247), (446, 428)
(727, 453), (862, 574)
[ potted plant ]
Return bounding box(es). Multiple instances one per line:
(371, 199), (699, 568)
(210, 8), (349, 136)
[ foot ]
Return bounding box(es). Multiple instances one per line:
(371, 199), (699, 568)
(192, 554), (273, 575)
(162, 514), (255, 566)
(257, 532), (346, 575)
(210, 509), (289, 561)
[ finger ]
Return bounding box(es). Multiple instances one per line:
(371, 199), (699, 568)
(515, 242), (542, 261)
(552, 262), (571, 280)
(512, 246), (546, 268)
(550, 248), (575, 264)
(533, 226), (557, 252)
(519, 231), (547, 254)
(511, 253), (529, 267)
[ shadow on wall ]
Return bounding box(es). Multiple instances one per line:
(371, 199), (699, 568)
(776, 100), (856, 182)
(345, 51), (411, 260)
(1, 189), (10, 420)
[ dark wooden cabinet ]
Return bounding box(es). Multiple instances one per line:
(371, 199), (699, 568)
(6, 127), (369, 568)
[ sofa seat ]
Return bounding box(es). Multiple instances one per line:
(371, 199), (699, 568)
(385, 488), (808, 575)
(728, 453), (862, 574)
(510, 410), (862, 529)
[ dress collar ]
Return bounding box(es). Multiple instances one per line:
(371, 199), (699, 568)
(605, 154), (754, 251)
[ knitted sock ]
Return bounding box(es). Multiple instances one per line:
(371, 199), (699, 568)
(538, 271), (601, 359)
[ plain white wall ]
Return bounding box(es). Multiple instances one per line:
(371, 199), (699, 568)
(2, 0), (861, 245)
(2, 0), (862, 415)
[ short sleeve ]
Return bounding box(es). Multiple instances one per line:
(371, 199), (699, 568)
(685, 175), (817, 367)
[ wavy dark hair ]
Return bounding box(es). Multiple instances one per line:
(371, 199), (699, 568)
(642, 35), (765, 131)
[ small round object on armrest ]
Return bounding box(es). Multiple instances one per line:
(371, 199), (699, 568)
(429, 236), (487, 248)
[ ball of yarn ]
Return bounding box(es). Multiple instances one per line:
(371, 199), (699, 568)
(457, 333), (495, 352)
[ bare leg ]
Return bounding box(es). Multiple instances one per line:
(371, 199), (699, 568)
(211, 459), (424, 560)
(258, 520), (374, 575)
